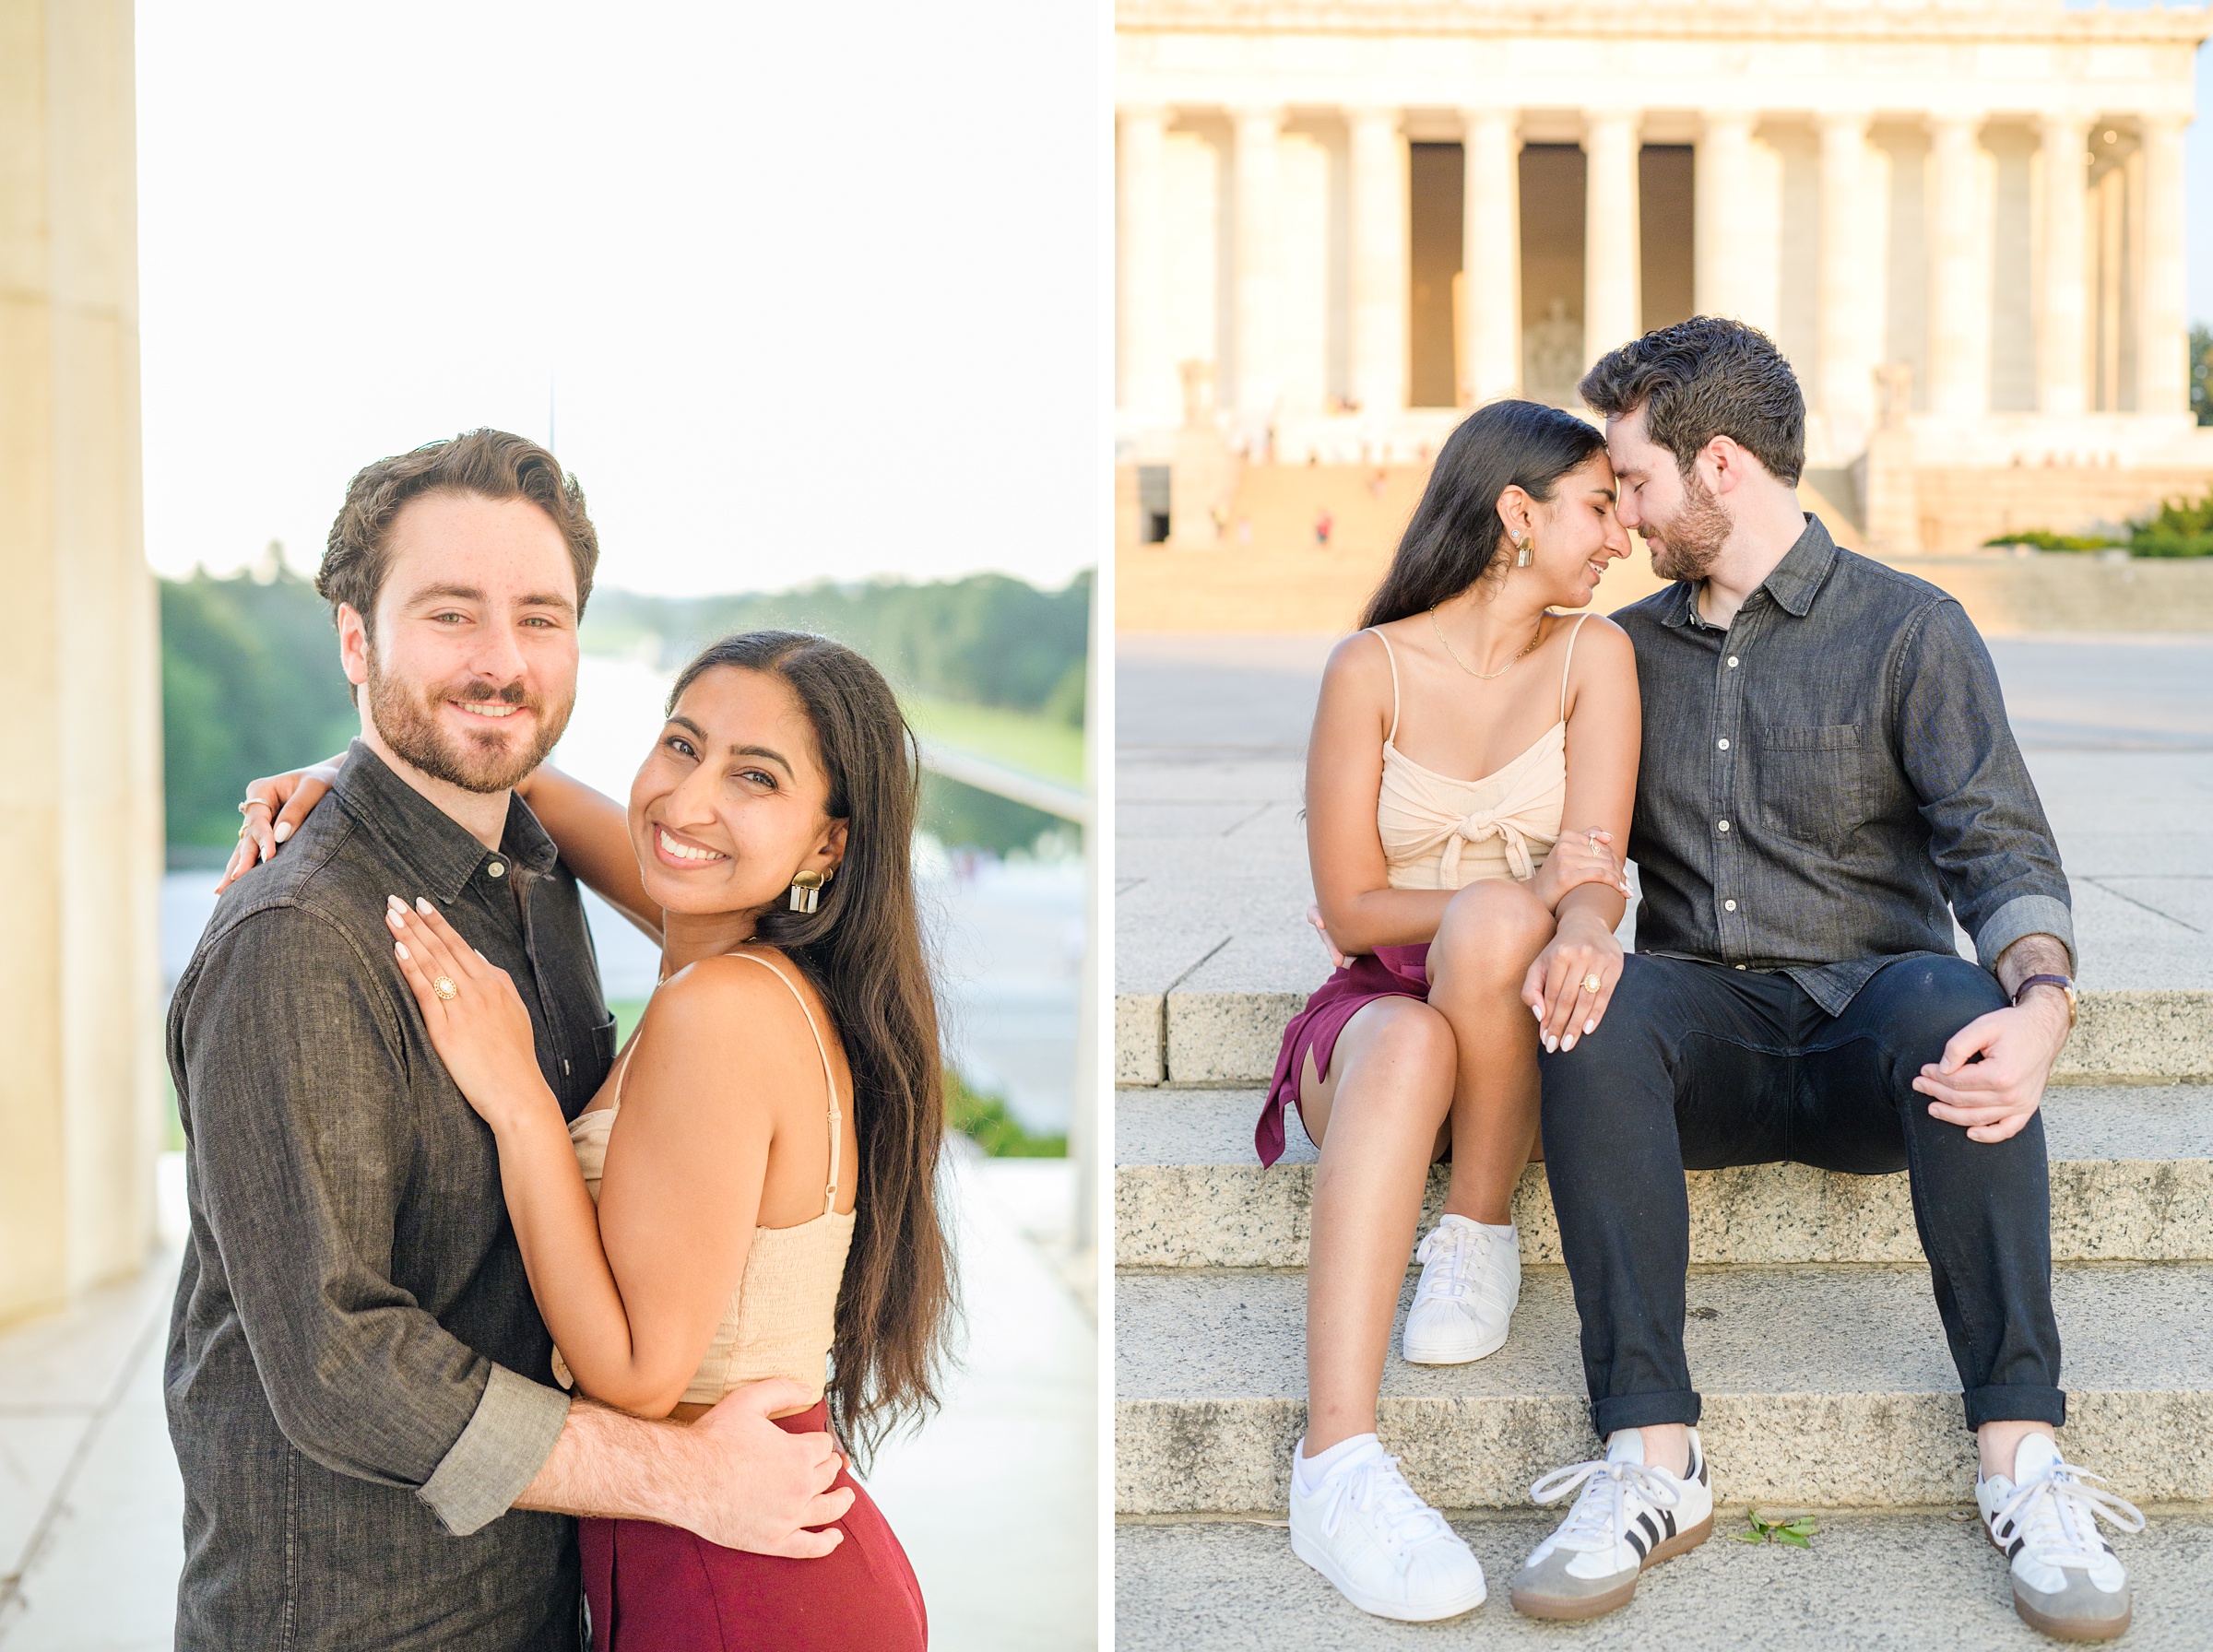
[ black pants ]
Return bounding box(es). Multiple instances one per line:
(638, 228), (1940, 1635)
(1538, 952), (2065, 1438)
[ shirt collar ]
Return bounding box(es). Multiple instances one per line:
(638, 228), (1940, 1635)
(331, 739), (560, 903)
(1660, 513), (1840, 629)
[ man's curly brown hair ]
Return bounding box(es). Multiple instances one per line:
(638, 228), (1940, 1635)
(1578, 316), (1806, 487)
(316, 429), (600, 637)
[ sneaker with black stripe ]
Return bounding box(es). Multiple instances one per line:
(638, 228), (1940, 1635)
(1508, 1429), (1713, 1621)
(1977, 1434), (2144, 1642)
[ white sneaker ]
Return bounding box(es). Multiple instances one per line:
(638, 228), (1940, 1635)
(1978, 1434), (2144, 1642)
(1509, 1429), (1713, 1621)
(1402, 1215), (1519, 1364)
(1287, 1436), (1487, 1622)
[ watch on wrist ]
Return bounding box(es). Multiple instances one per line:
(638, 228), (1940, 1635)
(2012, 973), (2077, 1028)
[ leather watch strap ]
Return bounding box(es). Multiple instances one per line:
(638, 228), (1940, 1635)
(2011, 973), (2077, 1027)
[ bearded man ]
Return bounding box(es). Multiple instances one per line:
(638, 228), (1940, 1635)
(165, 431), (851, 1649)
(1503, 321), (2144, 1641)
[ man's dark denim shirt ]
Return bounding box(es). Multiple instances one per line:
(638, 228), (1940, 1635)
(166, 741), (617, 1650)
(1614, 514), (2074, 1013)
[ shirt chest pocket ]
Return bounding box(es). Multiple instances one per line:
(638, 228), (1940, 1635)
(1755, 724), (1868, 852)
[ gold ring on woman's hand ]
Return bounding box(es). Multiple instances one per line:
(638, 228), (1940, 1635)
(239, 797), (273, 814)
(432, 976), (458, 1001)
(1582, 973), (1604, 993)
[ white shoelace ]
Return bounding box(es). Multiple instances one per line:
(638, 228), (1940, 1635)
(1414, 1223), (1508, 1309)
(1530, 1457), (1682, 1552)
(1320, 1455), (1454, 1555)
(1994, 1459), (2146, 1572)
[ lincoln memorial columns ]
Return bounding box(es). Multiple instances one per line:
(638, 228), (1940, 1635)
(0, 0), (165, 1325)
(1582, 109), (1641, 365)
(1461, 106), (1521, 404)
(1694, 111), (1757, 322)
(1926, 114), (1991, 418)
(2038, 112), (2093, 416)
(1231, 105), (1284, 419)
(1118, 105), (1174, 424)
(1347, 106), (1409, 415)
(1817, 111), (1877, 435)
(2137, 112), (2188, 418)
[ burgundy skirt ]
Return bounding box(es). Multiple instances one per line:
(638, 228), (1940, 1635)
(580, 1399), (927, 1652)
(1257, 942), (1432, 1166)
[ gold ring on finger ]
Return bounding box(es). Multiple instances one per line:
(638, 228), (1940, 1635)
(239, 797), (273, 815)
(1582, 973), (1604, 993)
(432, 976), (458, 1001)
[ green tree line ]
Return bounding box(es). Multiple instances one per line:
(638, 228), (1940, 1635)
(161, 565), (1091, 856)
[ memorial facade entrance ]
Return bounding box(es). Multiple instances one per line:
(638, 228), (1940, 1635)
(1117, 0), (2213, 556)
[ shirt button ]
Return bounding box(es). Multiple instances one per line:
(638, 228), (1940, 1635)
(487, 861), (506, 878)
(1717, 820), (1731, 832)
(562, 1057), (572, 1076)
(1727, 656), (1740, 667)
(1724, 899), (1737, 912)
(1735, 963), (1747, 970)
(1717, 738), (1730, 750)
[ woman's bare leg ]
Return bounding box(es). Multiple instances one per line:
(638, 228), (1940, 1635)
(1423, 880), (1556, 1226)
(1297, 997), (1456, 1454)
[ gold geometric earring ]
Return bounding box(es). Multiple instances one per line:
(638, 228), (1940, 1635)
(788, 868), (828, 914)
(1512, 531), (1533, 569)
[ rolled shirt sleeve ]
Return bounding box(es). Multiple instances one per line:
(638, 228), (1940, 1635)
(1893, 600), (2077, 974)
(176, 905), (569, 1528)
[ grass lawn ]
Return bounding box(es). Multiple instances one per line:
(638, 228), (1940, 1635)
(902, 695), (1084, 785)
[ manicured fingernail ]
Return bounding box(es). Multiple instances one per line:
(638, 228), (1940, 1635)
(1531, 1004), (1544, 1020)
(385, 907), (402, 926)
(1544, 1034), (1558, 1053)
(273, 821), (292, 843)
(1584, 1019), (1597, 1034)
(387, 894), (406, 910)
(1562, 1033), (1578, 1051)
(416, 897), (434, 914)
(395, 941), (409, 960)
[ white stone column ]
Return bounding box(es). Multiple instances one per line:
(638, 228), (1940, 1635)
(2136, 113), (2188, 417)
(1230, 106), (1284, 420)
(1817, 112), (1877, 433)
(1461, 106), (1521, 403)
(1346, 107), (1409, 415)
(1118, 105), (1175, 421)
(1694, 111), (1757, 320)
(1583, 110), (1641, 366)
(2037, 112), (2092, 417)
(1926, 114), (1991, 418)
(0, 0), (164, 1321)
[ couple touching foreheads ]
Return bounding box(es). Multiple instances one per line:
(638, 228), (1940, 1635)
(168, 431), (945, 1648)
(1263, 317), (2145, 1642)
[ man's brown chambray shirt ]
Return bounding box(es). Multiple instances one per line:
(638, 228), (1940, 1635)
(166, 742), (618, 1650)
(1614, 515), (2075, 1011)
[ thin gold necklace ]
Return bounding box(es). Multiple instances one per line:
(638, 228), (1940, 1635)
(1430, 607), (1544, 680)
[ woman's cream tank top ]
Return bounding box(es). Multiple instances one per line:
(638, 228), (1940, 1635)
(550, 953), (855, 1409)
(1372, 613), (1589, 890)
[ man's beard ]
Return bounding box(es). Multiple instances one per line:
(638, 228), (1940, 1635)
(365, 649), (572, 795)
(1643, 469), (1733, 584)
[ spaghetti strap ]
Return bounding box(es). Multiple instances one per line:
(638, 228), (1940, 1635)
(1558, 612), (1593, 722)
(1367, 628), (1402, 743)
(613, 954), (846, 1217)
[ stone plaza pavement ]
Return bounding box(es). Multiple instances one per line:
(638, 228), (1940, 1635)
(0, 1152), (1095, 1652)
(1115, 631), (2213, 1648)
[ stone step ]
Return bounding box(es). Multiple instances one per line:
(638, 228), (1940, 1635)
(1113, 1263), (2213, 1514)
(1117, 1507), (2213, 1651)
(1115, 987), (2213, 1088)
(1116, 1085), (2213, 1268)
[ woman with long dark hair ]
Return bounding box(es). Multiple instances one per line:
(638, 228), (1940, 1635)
(1261, 402), (1641, 1623)
(237, 631), (949, 1648)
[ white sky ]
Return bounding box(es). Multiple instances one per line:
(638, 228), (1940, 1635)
(136, 3), (1106, 596)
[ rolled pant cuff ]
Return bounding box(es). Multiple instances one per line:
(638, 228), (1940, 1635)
(1592, 1390), (1703, 1438)
(1964, 1385), (2067, 1433)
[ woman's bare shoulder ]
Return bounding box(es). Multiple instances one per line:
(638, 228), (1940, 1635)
(1565, 613), (1637, 677)
(628, 950), (827, 1098)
